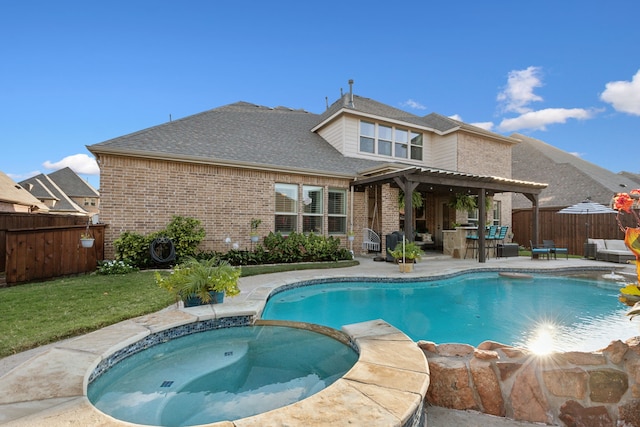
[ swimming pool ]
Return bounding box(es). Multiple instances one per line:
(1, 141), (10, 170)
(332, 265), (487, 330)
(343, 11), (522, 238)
(88, 324), (358, 426)
(261, 272), (638, 352)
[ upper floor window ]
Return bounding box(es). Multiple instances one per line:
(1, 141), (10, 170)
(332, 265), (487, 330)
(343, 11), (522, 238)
(359, 121), (423, 160)
(359, 121), (375, 153)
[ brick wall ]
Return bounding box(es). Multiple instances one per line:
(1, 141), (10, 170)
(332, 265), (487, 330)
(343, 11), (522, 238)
(99, 155), (354, 259)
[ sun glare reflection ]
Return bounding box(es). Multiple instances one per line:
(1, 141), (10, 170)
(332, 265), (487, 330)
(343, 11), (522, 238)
(527, 322), (559, 355)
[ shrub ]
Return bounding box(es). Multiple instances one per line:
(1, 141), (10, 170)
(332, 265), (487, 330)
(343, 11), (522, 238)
(113, 231), (152, 268)
(164, 215), (206, 261)
(114, 216), (206, 268)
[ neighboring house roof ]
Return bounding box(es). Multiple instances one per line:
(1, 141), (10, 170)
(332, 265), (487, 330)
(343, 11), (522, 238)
(510, 133), (638, 209)
(47, 167), (99, 198)
(619, 171), (640, 186)
(19, 174), (88, 215)
(0, 171), (49, 211)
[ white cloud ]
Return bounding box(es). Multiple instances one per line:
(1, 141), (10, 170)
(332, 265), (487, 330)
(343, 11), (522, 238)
(568, 152), (584, 158)
(497, 108), (596, 132)
(448, 114), (463, 121)
(470, 121), (494, 131)
(600, 69), (640, 115)
(497, 66), (544, 114)
(43, 153), (100, 175)
(401, 99), (427, 110)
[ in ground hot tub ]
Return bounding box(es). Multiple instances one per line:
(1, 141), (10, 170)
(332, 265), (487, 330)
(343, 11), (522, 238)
(88, 322), (357, 426)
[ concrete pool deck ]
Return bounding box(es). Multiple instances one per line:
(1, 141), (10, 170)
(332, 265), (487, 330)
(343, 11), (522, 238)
(0, 254), (637, 426)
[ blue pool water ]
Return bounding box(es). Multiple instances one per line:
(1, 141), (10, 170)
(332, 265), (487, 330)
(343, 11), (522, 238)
(88, 325), (357, 426)
(261, 272), (639, 352)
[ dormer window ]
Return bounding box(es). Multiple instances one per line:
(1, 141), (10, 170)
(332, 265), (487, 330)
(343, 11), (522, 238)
(359, 121), (423, 160)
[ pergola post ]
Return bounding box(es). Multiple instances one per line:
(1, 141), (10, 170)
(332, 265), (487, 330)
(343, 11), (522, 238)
(478, 188), (487, 263)
(394, 177), (418, 242)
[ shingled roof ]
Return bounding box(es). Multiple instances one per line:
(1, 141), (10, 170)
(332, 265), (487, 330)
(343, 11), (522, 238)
(0, 171), (49, 211)
(48, 167), (99, 197)
(88, 94), (518, 177)
(19, 173), (88, 214)
(315, 94), (517, 142)
(510, 133), (638, 209)
(88, 101), (384, 177)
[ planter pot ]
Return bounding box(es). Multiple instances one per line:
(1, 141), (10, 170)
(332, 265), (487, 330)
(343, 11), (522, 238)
(250, 235), (260, 243)
(183, 291), (225, 307)
(348, 235), (355, 241)
(80, 238), (95, 248)
(398, 262), (414, 273)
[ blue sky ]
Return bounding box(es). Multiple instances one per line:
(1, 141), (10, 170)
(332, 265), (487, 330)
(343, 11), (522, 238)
(2, 1), (640, 190)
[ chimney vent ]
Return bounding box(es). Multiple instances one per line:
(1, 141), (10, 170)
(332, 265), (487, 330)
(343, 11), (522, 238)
(348, 79), (354, 108)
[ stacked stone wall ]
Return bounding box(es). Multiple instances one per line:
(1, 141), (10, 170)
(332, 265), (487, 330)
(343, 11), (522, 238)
(420, 337), (640, 426)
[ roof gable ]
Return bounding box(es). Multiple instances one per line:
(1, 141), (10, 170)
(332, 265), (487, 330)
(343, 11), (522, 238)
(48, 167), (99, 197)
(19, 174), (87, 214)
(0, 171), (49, 211)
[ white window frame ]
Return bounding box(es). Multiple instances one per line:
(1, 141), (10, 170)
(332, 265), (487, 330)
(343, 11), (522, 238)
(358, 121), (423, 160)
(302, 185), (323, 234)
(328, 188), (347, 234)
(275, 183), (298, 234)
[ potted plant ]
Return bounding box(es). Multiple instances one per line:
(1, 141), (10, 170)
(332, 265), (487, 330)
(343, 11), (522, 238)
(80, 219), (94, 248)
(156, 256), (241, 307)
(250, 218), (262, 243)
(387, 239), (423, 272)
(347, 230), (355, 241)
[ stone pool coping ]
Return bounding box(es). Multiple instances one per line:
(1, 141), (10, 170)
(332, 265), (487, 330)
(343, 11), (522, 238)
(0, 255), (633, 426)
(0, 311), (429, 426)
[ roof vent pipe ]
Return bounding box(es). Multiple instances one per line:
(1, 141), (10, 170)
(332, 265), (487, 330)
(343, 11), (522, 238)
(348, 79), (354, 108)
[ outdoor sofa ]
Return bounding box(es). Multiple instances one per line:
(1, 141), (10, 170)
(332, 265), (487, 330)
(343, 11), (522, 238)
(588, 238), (636, 263)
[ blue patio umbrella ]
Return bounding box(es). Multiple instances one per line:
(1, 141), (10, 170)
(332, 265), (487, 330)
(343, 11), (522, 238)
(557, 200), (617, 243)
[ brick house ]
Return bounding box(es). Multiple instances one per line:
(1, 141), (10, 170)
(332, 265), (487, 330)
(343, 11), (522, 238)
(88, 84), (545, 262)
(0, 170), (49, 213)
(19, 167), (100, 218)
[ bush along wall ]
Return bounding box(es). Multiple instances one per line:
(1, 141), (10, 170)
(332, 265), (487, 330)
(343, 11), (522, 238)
(115, 226), (352, 269)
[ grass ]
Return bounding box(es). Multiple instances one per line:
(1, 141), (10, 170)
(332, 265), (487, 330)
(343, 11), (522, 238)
(0, 260), (358, 359)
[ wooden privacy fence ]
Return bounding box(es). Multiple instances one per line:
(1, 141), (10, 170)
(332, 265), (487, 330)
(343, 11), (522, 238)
(4, 224), (105, 285)
(0, 212), (88, 272)
(512, 208), (637, 256)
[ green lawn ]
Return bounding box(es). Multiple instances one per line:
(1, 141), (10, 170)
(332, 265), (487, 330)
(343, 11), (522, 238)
(0, 260), (359, 359)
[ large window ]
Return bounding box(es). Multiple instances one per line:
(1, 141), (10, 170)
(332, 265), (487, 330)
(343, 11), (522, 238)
(359, 121), (375, 153)
(410, 132), (423, 160)
(275, 185), (349, 235)
(378, 125), (392, 156)
(328, 189), (347, 234)
(359, 121), (423, 160)
(275, 184), (298, 233)
(302, 186), (323, 233)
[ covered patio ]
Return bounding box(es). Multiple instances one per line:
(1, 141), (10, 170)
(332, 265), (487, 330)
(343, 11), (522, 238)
(351, 166), (548, 263)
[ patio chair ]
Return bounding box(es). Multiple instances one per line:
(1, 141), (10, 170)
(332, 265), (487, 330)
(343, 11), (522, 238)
(487, 226), (508, 258)
(529, 240), (551, 260)
(362, 228), (381, 252)
(543, 240), (569, 259)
